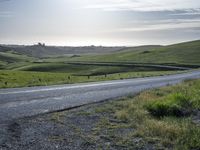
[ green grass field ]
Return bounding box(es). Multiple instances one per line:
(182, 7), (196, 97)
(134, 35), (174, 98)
(15, 62), (178, 74)
(45, 40), (200, 65)
(0, 70), (182, 88)
(0, 51), (35, 70)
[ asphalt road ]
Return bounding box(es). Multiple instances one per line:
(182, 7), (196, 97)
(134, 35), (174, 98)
(0, 70), (200, 122)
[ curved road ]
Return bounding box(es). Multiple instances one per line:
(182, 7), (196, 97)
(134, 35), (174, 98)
(0, 70), (200, 122)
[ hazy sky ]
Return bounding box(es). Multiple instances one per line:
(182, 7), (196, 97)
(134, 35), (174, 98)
(0, 0), (200, 46)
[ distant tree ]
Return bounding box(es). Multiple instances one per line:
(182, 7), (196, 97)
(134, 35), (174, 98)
(38, 42), (45, 47)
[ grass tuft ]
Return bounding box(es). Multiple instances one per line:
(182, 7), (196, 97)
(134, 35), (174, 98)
(177, 125), (200, 150)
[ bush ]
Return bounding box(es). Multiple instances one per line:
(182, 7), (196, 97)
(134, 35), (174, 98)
(146, 93), (193, 117)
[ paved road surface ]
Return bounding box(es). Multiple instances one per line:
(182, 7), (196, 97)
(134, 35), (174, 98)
(0, 70), (200, 122)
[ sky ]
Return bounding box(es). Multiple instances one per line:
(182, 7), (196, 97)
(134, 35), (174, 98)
(0, 0), (200, 46)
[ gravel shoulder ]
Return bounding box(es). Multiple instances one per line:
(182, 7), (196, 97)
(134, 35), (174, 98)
(0, 100), (157, 150)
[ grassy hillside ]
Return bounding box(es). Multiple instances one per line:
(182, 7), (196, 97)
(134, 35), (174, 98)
(0, 40), (199, 88)
(16, 61), (182, 76)
(43, 45), (162, 63)
(0, 51), (35, 70)
(62, 40), (200, 65)
(1, 45), (127, 58)
(1, 40), (199, 65)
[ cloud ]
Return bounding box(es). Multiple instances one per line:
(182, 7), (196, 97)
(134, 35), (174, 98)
(108, 18), (200, 32)
(170, 9), (200, 16)
(130, 18), (200, 25)
(0, 0), (11, 2)
(0, 0), (13, 18)
(0, 11), (13, 18)
(120, 23), (200, 32)
(84, 0), (200, 12)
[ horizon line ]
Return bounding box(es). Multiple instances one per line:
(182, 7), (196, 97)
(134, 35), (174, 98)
(0, 39), (199, 47)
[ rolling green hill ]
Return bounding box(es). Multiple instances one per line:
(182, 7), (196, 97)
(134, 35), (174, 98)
(0, 40), (199, 88)
(1, 44), (127, 58)
(0, 40), (199, 73)
(0, 51), (35, 70)
(1, 40), (199, 65)
(64, 40), (200, 65)
(17, 62), (176, 75)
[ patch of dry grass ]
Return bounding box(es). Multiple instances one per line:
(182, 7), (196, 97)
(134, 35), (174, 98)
(98, 79), (200, 149)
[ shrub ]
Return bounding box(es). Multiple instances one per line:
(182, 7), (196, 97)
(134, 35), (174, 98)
(146, 93), (193, 117)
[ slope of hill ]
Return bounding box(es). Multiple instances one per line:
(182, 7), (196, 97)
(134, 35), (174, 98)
(0, 44), (128, 58)
(0, 46), (11, 52)
(0, 51), (35, 70)
(1, 40), (199, 70)
(67, 40), (200, 65)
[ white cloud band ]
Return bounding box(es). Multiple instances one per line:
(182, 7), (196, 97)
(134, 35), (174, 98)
(84, 0), (200, 12)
